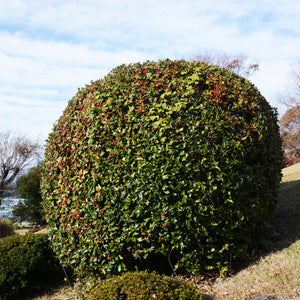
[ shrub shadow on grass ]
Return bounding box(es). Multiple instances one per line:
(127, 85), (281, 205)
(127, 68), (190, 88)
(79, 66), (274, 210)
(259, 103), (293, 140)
(230, 179), (300, 274)
(270, 179), (300, 248)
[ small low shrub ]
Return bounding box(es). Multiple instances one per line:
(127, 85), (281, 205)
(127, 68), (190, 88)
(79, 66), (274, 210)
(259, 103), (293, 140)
(87, 270), (202, 300)
(0, 220), (15, 238)
(0, 233), (63, 299)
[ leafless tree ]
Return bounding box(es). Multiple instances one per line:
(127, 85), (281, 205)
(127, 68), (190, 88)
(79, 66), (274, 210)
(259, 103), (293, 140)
(290, 61), (300, 101)
(278, 61), (300, 108)
(280, 105), (300, 166)
(0, 131), (42, 205)
(194, 50), (259, 78)
(279, 60), (300, 166)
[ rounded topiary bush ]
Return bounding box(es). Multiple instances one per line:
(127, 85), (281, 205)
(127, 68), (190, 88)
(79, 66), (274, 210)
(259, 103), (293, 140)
(41, 60), (283, 277)
(87, 270), (202, 300)
(0, 233), (63, 298)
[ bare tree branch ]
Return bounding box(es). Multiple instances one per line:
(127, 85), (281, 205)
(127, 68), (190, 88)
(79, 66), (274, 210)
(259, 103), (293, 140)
(194, 50), (259, 78)
(290, 61), (300, 100)
(279, 60), (300, 108)
(278, 60), (300, 166)
(0, 131), (42, 205)
(280, 105), (300, 166)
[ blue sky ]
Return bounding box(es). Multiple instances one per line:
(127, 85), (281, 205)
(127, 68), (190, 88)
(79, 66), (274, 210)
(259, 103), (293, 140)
(0, 0), (299, 143)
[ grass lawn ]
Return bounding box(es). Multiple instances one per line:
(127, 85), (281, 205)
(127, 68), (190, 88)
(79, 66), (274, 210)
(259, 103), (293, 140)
(33, 164), (300, 300)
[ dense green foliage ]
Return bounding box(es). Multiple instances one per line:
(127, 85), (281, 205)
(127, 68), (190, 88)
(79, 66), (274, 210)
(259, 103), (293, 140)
(0, 233), (63, 299)
(87, 270), (202, 300)
(13, 164), (44, 225)
(42, 60), (283, 277)
(0, 220), (14, 238)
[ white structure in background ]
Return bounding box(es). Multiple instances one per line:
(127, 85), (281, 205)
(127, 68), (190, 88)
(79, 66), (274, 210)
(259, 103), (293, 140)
(0, 197), (24, 218)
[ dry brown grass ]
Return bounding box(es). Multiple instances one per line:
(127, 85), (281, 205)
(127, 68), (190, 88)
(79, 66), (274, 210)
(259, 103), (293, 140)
(31, 286), (82, 300)
(210, 240), (300, 299)
(15, 229), (29, 235)
(281, 162), (300, 183)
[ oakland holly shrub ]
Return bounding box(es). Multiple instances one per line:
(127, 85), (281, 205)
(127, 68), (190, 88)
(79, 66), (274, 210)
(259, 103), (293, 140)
(41, 59), (283, 277)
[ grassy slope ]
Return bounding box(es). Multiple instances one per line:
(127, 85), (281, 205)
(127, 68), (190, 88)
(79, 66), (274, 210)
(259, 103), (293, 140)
(208, 163), (300, 300)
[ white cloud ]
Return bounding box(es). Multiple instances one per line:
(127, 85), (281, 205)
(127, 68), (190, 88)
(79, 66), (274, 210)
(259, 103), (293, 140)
(0, 32), (153, 72)
(0, 93), (67, 140)
(0, 0), (299, 142)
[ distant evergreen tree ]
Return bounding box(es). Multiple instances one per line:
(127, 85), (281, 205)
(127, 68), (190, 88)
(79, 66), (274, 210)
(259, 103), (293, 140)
(13, 164), (44, 226)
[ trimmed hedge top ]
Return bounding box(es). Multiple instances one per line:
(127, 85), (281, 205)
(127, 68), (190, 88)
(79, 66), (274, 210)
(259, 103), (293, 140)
(42, 60), (283, 277)
(87, 270), (202, 300)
